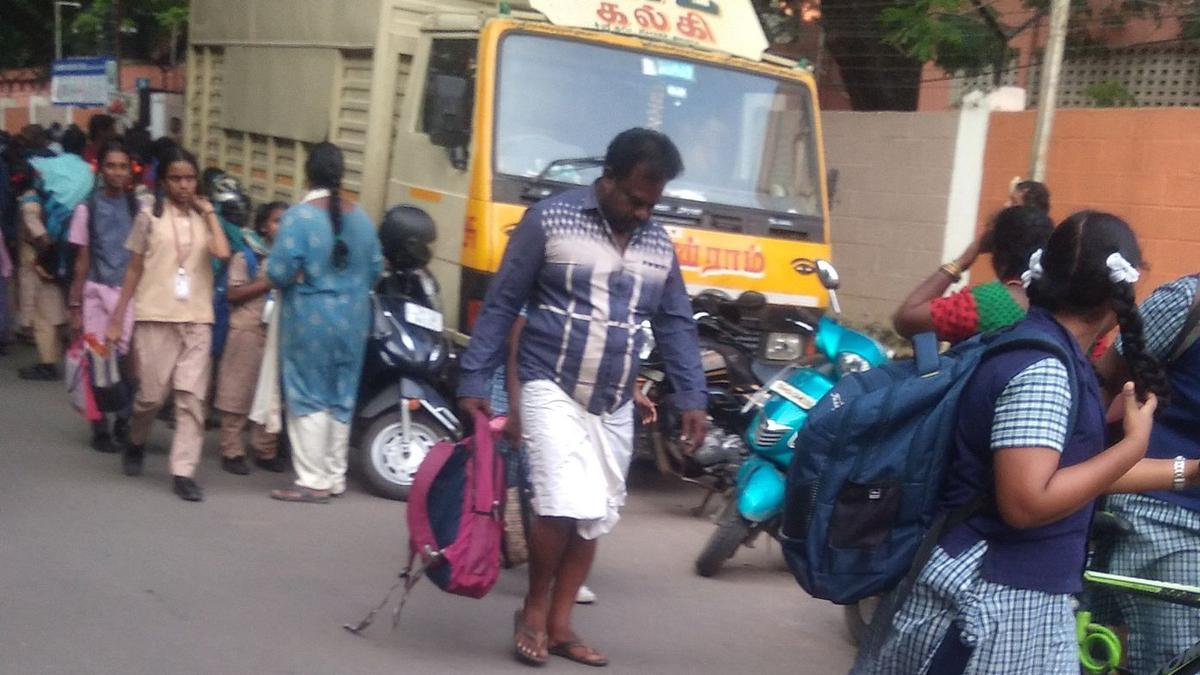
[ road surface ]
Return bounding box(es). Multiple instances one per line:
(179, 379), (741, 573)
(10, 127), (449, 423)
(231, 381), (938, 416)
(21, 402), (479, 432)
(0, 345), (856, 674)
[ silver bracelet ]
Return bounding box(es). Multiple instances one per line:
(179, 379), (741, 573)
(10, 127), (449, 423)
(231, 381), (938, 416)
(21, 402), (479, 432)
(1173, 455), (1187, 492)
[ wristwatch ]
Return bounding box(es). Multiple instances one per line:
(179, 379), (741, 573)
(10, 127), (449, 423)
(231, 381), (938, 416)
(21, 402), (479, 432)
(1173, 456), (1187, 492)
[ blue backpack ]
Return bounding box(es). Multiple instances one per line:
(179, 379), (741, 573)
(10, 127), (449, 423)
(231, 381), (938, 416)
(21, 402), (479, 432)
(779, 326), (1079, 605)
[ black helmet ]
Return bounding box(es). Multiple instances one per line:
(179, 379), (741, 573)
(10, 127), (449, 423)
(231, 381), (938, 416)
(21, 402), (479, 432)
(205, 171), (249, 227)
(380, 205), (437, 270)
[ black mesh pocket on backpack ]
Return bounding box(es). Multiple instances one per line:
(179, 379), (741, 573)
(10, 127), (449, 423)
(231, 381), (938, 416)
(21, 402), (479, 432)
(829, 481), (900, 549)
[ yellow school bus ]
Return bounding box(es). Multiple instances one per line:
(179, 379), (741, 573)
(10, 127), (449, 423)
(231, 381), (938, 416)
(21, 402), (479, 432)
(187, 0), (833, 333)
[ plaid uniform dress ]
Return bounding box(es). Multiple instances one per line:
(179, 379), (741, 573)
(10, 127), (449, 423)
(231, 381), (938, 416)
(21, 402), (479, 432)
(1105, 275), (1200, 673)
(853, 358), (1079, 675)
(1104, 493), (1200, 673)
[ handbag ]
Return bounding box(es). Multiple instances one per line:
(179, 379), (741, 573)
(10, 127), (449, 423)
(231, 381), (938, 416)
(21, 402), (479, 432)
(65, 339), (101, 422)
(86, 340), (133, 413)
(498, 430), (532, 569)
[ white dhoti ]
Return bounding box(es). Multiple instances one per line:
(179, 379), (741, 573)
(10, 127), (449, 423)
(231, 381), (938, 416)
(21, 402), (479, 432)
(520, 380), (634, 540)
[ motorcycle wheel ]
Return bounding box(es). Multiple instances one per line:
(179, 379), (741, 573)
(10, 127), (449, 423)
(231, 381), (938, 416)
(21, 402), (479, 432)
(843, 596), (881, 647)
(695, 502), (751, 577)
(359, 409), (447, 501)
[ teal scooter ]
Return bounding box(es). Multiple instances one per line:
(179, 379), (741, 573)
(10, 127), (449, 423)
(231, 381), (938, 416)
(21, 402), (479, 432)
(695, 261), (890, 577)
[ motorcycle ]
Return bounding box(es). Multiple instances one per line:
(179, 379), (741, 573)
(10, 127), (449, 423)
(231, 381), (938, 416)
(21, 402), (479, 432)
(637, 289), (809, 515)
(353, 206), (461, 501)
(694, 260), (891, 577)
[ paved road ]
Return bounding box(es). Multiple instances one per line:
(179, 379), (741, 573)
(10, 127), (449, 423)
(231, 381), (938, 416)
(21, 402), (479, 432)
(0, 345), (856, 675)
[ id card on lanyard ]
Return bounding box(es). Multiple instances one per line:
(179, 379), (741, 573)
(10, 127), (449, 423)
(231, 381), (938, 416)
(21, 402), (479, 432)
(171, 206), (195, 300)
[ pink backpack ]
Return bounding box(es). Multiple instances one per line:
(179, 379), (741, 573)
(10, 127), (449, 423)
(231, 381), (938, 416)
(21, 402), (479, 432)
(346, 412), (505, 633)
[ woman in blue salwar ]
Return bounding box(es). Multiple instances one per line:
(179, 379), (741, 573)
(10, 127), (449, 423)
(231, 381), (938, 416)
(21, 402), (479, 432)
(266, 142), (382, 503)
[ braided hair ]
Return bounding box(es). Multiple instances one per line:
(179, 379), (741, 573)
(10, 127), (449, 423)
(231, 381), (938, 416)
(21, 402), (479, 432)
(305, 142), (349, 271)
(1027, 211), (1170, 403)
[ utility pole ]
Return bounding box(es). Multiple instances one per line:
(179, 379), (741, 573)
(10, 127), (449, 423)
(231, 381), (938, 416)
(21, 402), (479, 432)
(1029, 0), (1070, 181)
(54, 1), (83, 61)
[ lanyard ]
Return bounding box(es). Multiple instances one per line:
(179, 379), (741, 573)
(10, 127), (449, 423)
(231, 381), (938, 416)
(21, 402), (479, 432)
(168, 203), (194, 270)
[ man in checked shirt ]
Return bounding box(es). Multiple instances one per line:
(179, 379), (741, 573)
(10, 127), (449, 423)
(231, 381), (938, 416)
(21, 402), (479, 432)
(458, 128), (707, 667)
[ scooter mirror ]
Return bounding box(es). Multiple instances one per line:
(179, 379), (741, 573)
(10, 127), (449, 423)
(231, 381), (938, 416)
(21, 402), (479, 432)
(815, 259), (841, 291)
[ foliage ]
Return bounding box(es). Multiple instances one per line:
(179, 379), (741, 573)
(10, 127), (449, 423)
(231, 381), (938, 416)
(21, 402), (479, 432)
(0, 0), (188, 69)
(0, 0), (56, 69)
(880, 0), (1009, 77)
(755, 0), (926, 110)
(883, 0), (1198, 78)
(1085, 79), (1136, 106)
(755, 0), (1200, 109)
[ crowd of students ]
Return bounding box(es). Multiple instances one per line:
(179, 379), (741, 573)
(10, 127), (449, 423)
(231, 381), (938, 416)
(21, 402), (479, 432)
(1, 119), (380, 505)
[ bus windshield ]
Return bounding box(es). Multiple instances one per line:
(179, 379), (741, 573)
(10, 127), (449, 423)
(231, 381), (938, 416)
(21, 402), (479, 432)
(494, 33), (823, 218)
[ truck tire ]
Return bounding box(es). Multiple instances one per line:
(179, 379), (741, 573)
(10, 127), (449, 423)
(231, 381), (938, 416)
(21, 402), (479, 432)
(695, 505), (750, 577)
(358, 409), (448, 501)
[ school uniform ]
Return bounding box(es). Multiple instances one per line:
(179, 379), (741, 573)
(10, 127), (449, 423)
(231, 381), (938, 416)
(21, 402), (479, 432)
(854, 308), (1105, 675)
(67, 194), (136, 353)
(213, 250), (278, 462)
(125, 204), (216, 479)
(1104, 275), (1200, 674)
(18, 200), (66, 364)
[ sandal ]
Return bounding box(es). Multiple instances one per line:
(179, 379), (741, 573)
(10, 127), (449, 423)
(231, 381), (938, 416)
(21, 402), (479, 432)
(549, 639), (608, 667)
(513, 610), (548, 666)
(269, 487), (330, 504)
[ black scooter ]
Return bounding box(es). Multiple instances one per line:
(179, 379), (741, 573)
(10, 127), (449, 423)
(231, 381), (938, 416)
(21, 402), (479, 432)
(352, 207), (460, 500)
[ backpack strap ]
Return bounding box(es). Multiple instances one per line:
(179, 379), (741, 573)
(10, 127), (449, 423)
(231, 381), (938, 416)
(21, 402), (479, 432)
(242, 240), (260, 279)
(912, 332), (940, 377)
(469, 410), (497, 515)
(1168, 277), (1200, 363)
(86, 191), (97, 245)
(405, 441), (458, 559)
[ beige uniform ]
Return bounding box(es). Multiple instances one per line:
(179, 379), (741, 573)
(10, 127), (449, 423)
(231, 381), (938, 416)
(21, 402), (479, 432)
(213, 251), (277, 460)
(125, 205), (216, 478)
(19, 201), (66, 364)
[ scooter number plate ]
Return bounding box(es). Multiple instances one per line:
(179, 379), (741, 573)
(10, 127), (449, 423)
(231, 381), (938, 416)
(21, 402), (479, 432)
(404, 303), (444, 333)
(768, 379), (817, 410)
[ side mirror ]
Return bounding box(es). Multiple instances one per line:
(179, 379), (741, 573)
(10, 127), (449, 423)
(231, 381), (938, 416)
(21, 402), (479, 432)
(815, 259), (842, 315)
(815, 259), (840, 290)
(826, 168), (839, 205)
(424, 73), (472, 152)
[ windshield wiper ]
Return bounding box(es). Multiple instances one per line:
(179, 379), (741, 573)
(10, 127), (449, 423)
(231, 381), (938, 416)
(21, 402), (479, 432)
(520, 156), (605, 202)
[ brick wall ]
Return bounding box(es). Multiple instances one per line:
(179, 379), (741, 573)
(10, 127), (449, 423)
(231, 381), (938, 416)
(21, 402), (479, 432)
(978, 109), (1200, 294)
(823, 111), (961, 324)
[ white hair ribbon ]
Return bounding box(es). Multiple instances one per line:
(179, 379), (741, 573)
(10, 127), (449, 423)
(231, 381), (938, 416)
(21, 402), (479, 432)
(1021, 249), (1044, 289)
(1106, 252), (1140, 285)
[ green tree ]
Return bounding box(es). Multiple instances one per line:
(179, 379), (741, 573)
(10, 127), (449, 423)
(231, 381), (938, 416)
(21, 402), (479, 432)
(880, 0), (1198, 84)
(756, 0), (1200, 110)
(72, 0), (189, 65)
(0, 0), (187, 69)
(755, 0), (928, 111)
(0, 0), (57, 70)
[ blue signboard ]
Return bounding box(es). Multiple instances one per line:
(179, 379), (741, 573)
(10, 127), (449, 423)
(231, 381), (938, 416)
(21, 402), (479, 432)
(51, 57), (118, 107)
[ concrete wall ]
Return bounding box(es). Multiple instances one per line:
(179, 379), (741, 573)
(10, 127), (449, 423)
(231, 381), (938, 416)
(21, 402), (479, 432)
(977, 108), (1200, 294)
(822, 111), (963, 324)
